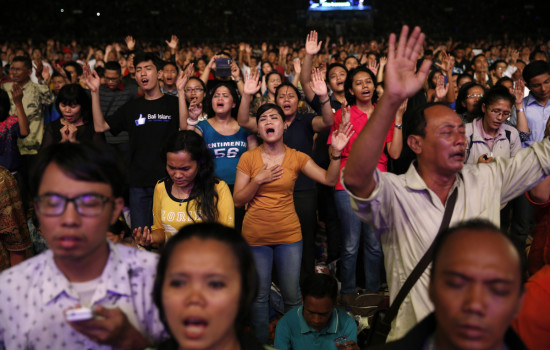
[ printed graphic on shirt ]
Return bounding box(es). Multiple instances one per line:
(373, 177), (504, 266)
(135, 113), (173, 126)
(207, 141), (247, 158)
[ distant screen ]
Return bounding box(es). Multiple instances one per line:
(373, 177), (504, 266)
(308, 0), (370, 12)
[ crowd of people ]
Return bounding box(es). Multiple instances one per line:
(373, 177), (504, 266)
(1, 23), (550, 349)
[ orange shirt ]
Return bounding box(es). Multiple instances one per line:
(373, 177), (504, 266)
(237, 146), (310, 246)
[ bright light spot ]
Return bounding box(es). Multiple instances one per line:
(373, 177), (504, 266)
(60, 8), (64, 13)
(97, 12), (100, 16)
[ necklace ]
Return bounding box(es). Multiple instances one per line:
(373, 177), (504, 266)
(171, 186), (190, 206)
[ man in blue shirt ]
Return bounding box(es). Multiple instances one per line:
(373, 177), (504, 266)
(521, 60), (550, 147)
(274, 273), (359, 350)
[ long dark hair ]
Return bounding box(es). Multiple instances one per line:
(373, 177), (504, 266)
(344, 66), (378, 106)
(208, 82), (240, 119)
(153, 223), (259, 349)
(162, 131), (219, 223)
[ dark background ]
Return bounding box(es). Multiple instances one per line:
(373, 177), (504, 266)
(1, 0), (548, 44)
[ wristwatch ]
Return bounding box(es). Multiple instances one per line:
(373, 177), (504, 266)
(394, 124), (403, 129)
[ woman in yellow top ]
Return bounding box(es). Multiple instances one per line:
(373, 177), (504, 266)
(133, 131), (234, 248)
(233, 103), (353, 343)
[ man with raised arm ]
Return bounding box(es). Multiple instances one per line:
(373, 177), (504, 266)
(83, 52), (190, 231)
(343, 25), (550, 341)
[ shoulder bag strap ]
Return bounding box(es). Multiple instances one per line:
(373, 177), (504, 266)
(383, 187), (458, 324)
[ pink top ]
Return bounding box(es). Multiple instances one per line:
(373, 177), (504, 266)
(328, 105), (394, 191)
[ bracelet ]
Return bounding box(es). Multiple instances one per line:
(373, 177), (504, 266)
(394, 124), (403, 129)
(517, 108), (524, 113)
(320, 98), (330, 105)
(187, 118), (199, 126)
(137, 244), (151, 251)
(331, 153), (342, 160)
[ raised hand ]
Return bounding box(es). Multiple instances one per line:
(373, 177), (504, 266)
(132, 226), (153, 247)
(513, 79), (525, 104)
(189, 101), (203, 120)
(309, 67), (328, 97)
(292, 58), (301, 76)
(379, 56), (388, 67)
(82, 64), (100, 92)
(165, 35), (179, 50)
(384, 25), (431, 102)
(244, 69), (261, 96)
(254, 164), (283, 185)
(176, 63), (194, 93)
(434, 75), (449, 101)
(230, 62), (241, 80)
(331, 122), (355, 153)
(125, 35), (135, 51)
(41, 65), (51, 82)
(396, 98), (408, 124)
(305, 30), (323, 55)
(367, 57), (379, 77)
(340, 100), (351, 125)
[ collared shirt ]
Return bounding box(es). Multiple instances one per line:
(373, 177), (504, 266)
(274, 306), (357, 350)
(0, 242), (165, 349)
(1, 81), (54, 155)
(465, 117), (521, 164)
(343, 137), (550, 341)
(522, 93), (550, 147)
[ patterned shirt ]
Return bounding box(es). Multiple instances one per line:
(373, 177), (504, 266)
(0, 167), (32, 271)
(0, 242), (165, 349)
(1, 81), (54, 155)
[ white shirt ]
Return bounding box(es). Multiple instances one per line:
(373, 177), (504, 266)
(0, 242), (165, 349)
(343, 137), (550, 341)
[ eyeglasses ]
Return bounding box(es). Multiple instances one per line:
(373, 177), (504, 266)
(489, 109), (511, 117)
(34, 193), (112, 217)
(185, 87), (204, 93)
(104, 77), (120, 82)
(467, 94), (484, 99)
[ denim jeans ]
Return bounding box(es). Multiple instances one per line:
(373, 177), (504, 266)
(129, 186), (154, 231)
(250, 241), (303, 343)
(334, 190), (382, 293)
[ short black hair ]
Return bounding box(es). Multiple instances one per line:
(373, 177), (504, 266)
(301, 273), (338, 303)
(431, 219), (527, 291)
(153, 223), (258, 336)
(104, 61), (122, 73)
(134, 51), (161, 70)
(402, 102), (448, 140)
(326, 62), (348, 82)
(162, 61), (179, 73)
(63, 61), (83, 77)
(55, 84), (92, 122)
(31, 142), (125, 199)
(12, 56), (32, 70)
(481, 85), (515, 111)
(256, 103), (286, 123)
(523, 60), (550, 85)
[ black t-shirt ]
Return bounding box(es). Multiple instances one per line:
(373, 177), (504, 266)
(107, 94), (179, 187)
(308, 94), (342, 169)
(283, 113), (316, 191)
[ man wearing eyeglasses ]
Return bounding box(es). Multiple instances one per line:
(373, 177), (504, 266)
(0, 142), (165, 350)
